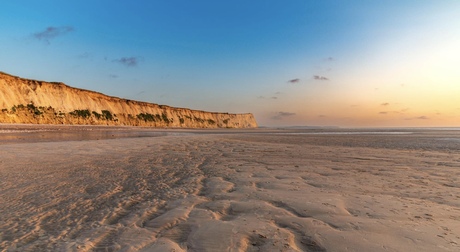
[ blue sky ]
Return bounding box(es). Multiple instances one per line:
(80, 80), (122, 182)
(1, 1), (459, 127)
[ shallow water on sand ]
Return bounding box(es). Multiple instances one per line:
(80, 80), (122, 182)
(0, 124), (169, 144)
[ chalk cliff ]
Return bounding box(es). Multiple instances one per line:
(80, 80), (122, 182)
(0, 71), (258, 128)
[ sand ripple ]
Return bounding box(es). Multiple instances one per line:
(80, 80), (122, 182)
(1, 130), (460, 251)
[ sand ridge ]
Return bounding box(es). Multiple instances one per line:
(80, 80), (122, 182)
(1, 129), (460, 251)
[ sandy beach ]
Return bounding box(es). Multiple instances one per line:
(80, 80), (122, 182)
(1, 125), (459, 251)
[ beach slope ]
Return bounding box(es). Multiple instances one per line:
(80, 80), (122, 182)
(0, 128), (459, 251)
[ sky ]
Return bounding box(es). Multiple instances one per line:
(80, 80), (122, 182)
(1, 0), (459, 127)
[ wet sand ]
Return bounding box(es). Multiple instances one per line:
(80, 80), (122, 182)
(1, 125), (459, 251)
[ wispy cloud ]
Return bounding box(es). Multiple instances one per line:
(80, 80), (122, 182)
(33, 26), (74, 44)
(272, 111), (296, 120)
(379, 108), (410, 115)
(135, 91), (145, 96)
(405, 116), (429, 120)
(318, 115), (327, 118)
(77, 52), (91, 59)
(257, 96), (278, 100)
(379, 107), (408, 116)
(258, 93), (280, 100)
(113, 57), (140, 67)
(325, 57), (334, 61)
(109, 74), (118, 78)
(313, 75), (329, 81)
(288, 78), (300, 84)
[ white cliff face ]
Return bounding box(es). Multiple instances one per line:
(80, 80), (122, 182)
(0, 71), (258, 128)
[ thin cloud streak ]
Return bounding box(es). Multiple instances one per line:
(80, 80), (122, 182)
(405, 116), (429, 120)
(272, 111), (296, 120)
(33, 26), (74, 44)
(379, 108), (410, 115)
(287, 78), (300, 84)
(258, 94), (279, 100)
(113, 57), (140, 67)
(77, 52), (91, 59)
(313, 75), (329, 81)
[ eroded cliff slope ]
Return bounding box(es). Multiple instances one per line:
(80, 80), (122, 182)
(0, 71), (258, 128)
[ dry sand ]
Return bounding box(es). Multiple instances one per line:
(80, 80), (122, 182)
(1, 126), (459, 251)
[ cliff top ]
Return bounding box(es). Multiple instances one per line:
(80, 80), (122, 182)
(0, 71), (252, 115)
